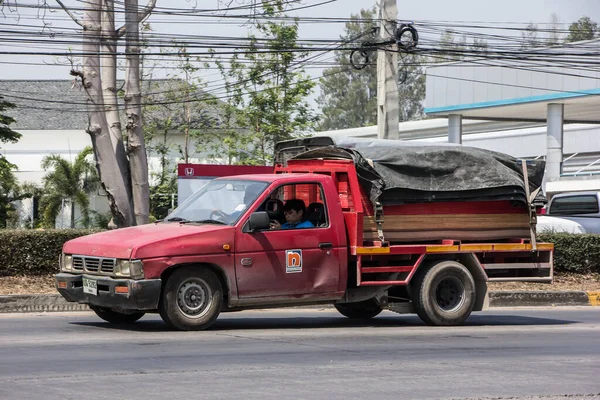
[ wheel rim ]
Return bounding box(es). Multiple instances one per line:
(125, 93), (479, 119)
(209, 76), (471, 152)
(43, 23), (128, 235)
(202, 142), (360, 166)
(434, 276), (465, 312)
(176, 278), (213, 319)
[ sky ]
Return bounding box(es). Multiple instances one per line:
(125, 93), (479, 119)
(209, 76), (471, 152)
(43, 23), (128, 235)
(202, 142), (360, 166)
(1, 0), (599, 108)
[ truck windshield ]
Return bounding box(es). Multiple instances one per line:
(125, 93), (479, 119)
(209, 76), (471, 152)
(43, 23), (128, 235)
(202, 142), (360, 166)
(165, 179), (268, 225)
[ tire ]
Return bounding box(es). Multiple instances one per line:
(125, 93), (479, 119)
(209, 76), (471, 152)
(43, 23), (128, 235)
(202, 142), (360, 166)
(411, 260), (475, 326)
(158, 267), (223, 331)
(335, 298), (383, 320)
(90, 305), (145, 324)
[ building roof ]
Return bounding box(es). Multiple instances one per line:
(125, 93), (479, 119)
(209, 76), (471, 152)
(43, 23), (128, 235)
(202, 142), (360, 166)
(0, 80), (88, 130)
(0, 79), (225, 131)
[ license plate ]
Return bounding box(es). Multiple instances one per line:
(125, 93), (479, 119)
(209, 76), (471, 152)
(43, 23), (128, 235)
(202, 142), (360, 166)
(83, 277), (97, 296)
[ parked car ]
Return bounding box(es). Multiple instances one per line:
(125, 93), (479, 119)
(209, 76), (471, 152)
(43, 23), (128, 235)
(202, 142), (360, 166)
(537, 215), (587, 234)
(545, 191), (600, 234)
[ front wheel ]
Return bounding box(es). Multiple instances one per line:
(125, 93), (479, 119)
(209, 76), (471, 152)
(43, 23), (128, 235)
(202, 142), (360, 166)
(90, 305), (145, 324)
(411, 260), (475, 326)
(159, 267), (223, 331)
(335, 298), (383, 320)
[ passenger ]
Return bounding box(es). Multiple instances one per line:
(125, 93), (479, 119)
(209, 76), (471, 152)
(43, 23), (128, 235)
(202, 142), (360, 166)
(270, 199), (314, 229)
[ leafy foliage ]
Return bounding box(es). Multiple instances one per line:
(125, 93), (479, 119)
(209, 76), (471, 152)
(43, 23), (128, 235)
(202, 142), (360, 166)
(0, 95), (23, 228)
(149, 171), (177, 221)
(0, 229), (102, 276)
(565, 16), (598, 42)
(0, 157), (22, 228)
(538, 232), (600, 274)
(0, 95), (21, 145)
(212, 0), (317, 165)
(143, 46), (219, 165)
(317, 7), (426, 131)
(39, 147), (98, 228)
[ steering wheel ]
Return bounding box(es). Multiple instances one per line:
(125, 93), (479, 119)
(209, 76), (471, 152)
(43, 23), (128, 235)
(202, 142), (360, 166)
(210, 209), (230, 223)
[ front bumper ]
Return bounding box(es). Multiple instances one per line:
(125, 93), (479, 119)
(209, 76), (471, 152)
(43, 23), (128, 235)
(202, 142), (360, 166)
(55, 273), (162, 311)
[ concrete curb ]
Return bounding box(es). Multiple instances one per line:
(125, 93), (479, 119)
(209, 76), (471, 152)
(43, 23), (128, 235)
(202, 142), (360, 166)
(0, 294), (90, 313)
(489, 291), (599, 307)
(1, 291), (599, 313)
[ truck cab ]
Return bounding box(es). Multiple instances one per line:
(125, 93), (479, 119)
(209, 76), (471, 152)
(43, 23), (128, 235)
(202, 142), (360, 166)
(546, 191), (600, 234)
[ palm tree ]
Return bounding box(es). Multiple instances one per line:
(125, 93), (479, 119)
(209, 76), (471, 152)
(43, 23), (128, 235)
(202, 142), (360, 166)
(40, 147), (98, 228)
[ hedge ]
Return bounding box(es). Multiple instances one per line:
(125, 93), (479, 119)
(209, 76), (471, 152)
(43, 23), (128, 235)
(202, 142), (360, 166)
(538, 232), (600, 274)
(0, 229), (102, 277)
(0, 230), (598, 276)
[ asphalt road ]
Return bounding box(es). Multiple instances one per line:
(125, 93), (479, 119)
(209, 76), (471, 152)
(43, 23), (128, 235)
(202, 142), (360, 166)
(0, 308), (599, 400)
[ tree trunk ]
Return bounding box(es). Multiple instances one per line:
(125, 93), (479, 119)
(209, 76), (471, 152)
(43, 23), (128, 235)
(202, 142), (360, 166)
(100, 1), (133, 204)
(70, 200), (75, 228)
(82, 1), (135, 228)
(124, 0), (150, 225)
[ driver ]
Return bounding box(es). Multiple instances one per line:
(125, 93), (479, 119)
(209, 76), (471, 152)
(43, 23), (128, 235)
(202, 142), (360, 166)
(270, 199), (314, 230)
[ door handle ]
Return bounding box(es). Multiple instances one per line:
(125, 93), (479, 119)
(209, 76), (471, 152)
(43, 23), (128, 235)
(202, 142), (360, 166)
(319, 242), (333, 249)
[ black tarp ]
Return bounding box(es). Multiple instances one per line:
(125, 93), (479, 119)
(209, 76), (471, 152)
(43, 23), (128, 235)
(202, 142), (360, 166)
(287, 138), (546, 207)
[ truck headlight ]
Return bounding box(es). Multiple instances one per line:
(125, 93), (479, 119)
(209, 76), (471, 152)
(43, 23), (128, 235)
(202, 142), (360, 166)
(115, 259), (144, 279)
(61, 254), (73, 272)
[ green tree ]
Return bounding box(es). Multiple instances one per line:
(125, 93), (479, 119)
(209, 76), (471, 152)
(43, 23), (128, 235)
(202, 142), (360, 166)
(566, 16), (598, 42)
(143, 46), (219, 164)
(0, 95), (22, 228)
(317, 7), (426, 131)
(317, 7), (378, 131)
(214, 0), (317, 165)
(143, 47), (217, 217)
(0, 157), (21, 228)
(149, 172), (177, 221)
(39, 147), (98, 228)
(0, 95), (20, 144)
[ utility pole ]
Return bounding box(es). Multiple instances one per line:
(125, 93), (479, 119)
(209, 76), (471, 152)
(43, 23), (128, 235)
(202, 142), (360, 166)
(377, 0), (399, 139)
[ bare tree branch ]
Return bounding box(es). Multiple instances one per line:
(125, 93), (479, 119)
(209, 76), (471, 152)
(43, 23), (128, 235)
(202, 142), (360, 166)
(55, 0), (83, 27)
(116, 0), (156, 37)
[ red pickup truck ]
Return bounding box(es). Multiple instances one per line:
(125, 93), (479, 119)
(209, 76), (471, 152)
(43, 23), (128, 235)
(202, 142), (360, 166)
(56, 141), (553, 330)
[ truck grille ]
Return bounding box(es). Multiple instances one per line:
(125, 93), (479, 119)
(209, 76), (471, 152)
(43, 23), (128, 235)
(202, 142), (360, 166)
(72, 256), (116, 274)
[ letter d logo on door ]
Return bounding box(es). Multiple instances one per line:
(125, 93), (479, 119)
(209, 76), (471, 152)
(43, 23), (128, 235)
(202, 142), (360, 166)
(286, 249), (302, 273)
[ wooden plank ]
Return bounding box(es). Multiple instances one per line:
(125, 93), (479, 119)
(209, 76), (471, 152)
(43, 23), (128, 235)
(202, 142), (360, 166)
(364, 213), (530, 230)
(363, 229), (530, 242)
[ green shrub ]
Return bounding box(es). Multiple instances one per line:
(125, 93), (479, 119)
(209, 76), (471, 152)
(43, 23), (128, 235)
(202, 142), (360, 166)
(538, 232), (600, 274)
(0, 229), (102, 276)
(0, 229), (598, 277)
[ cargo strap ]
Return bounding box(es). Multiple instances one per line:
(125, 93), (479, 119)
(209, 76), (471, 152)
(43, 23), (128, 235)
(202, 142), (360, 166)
(374, 201), (388, 246)
(521, 160), (540, 251)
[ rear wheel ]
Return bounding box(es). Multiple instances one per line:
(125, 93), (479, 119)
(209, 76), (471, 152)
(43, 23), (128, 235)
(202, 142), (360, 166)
(159, 267), (223, 331)
(335, 298), (383, 320)
(411, 260), (475, 326)
(90, 305), (145, 324)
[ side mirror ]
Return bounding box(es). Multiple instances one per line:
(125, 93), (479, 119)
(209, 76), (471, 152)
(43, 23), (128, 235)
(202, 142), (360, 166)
(248, 211), (270, 232)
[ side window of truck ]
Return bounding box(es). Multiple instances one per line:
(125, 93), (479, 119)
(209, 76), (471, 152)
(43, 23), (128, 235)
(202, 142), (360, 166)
(265, 183), (329, 228)
(549, 195), (600, 215)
